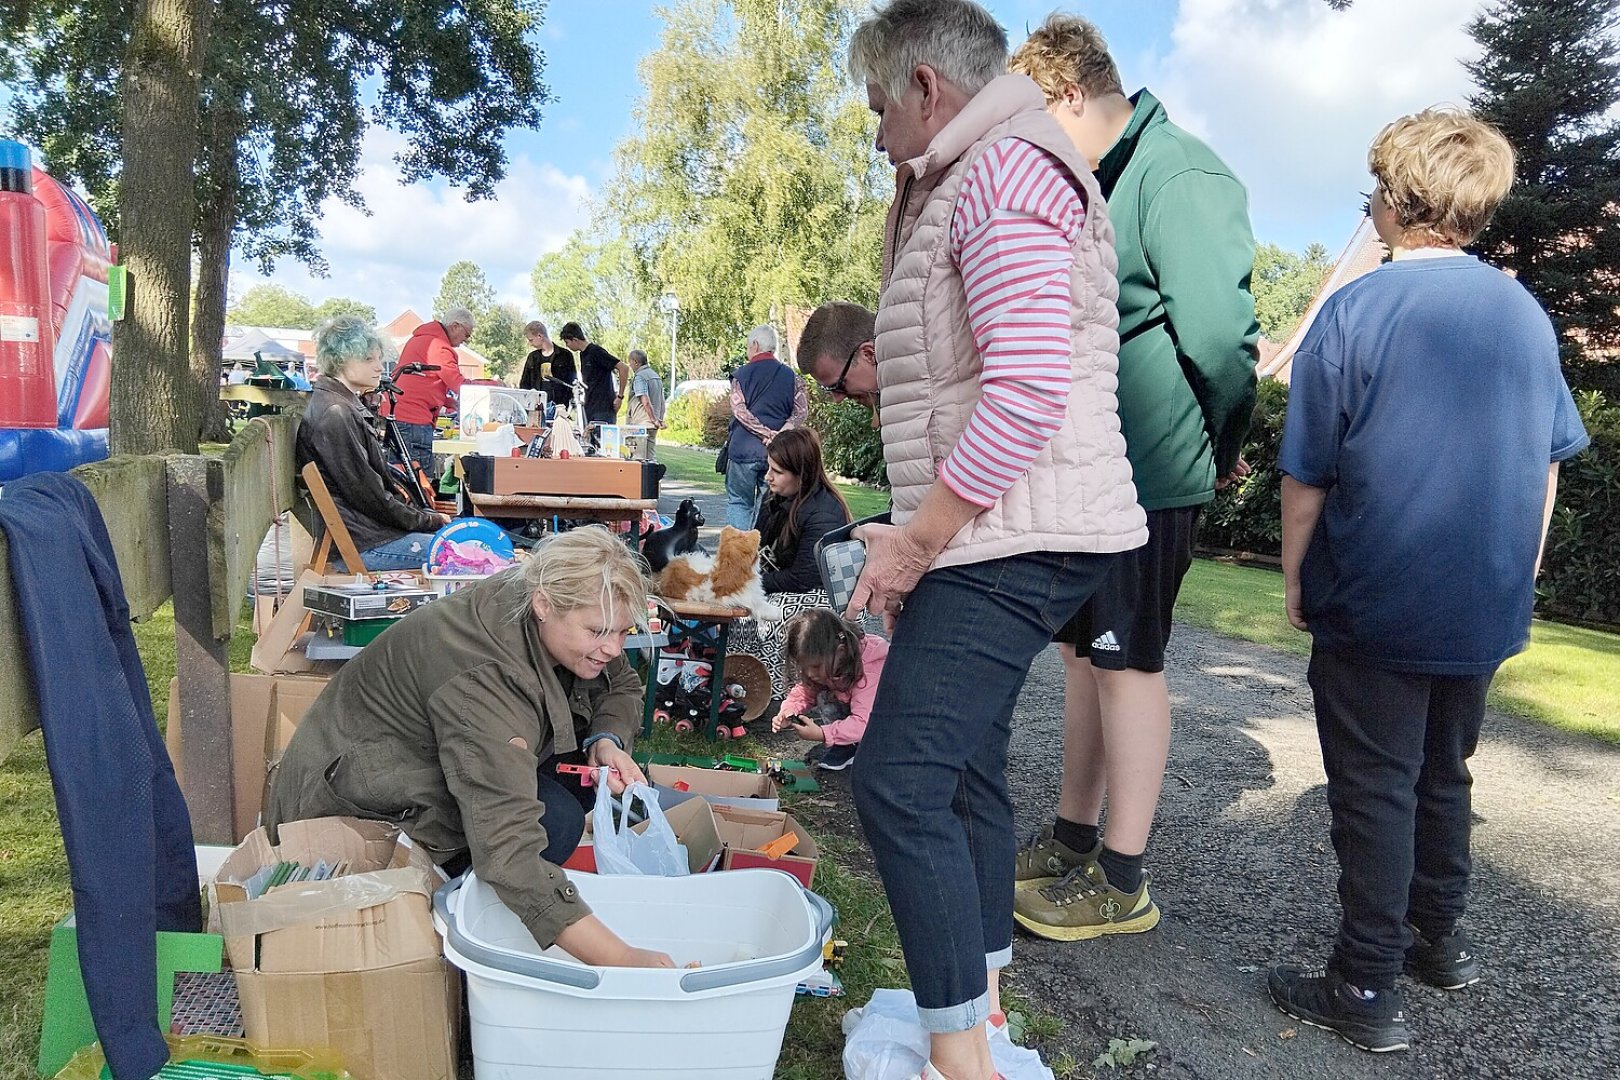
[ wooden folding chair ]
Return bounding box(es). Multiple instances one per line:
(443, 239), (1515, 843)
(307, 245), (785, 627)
(300, 461), (369, 575)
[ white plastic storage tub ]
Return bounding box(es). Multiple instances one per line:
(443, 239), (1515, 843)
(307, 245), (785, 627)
(435, 870), (832, 1080)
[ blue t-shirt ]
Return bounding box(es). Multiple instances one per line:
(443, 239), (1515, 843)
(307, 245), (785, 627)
(1279, 255), (1589, 675)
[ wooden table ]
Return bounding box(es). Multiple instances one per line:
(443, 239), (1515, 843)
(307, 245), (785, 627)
(466, 492), (656, 526)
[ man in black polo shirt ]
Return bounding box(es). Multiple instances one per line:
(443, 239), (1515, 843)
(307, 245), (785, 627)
(559, 322), (628, 442)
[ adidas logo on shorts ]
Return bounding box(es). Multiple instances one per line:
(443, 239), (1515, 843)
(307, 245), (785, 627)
(1091, 630), (1122, 652)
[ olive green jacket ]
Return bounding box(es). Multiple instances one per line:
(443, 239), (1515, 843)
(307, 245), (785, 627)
(267, 570), (642, 948)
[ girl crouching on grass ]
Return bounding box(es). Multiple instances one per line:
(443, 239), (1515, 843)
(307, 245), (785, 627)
(771, 609), (889, 771)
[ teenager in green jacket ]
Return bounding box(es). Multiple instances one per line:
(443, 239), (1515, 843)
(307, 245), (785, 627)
(1009, 14), (1260, 939)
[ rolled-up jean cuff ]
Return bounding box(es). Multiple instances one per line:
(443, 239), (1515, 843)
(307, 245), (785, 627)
(916, 991), (995, 1034)
(986, 946), (1011, 971)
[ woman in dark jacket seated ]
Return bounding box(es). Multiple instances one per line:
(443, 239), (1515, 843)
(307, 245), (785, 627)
(728, 428), (854, 697)
(296, 315), (449, 571)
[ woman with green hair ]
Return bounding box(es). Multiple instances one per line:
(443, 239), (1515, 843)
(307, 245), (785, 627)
(294, 314), (449, 571)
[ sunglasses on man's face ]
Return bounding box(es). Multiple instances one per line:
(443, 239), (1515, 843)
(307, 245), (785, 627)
(820, 342), (863, 399)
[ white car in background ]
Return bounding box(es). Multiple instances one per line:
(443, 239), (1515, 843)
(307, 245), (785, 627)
(668, 379), (730, 403)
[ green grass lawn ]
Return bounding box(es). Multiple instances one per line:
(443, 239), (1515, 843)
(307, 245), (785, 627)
(1175, 559), (1620, 744)
(659, 443), (891, 519)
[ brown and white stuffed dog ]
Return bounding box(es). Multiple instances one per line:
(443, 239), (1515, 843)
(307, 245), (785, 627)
(656, 526), (783, 625)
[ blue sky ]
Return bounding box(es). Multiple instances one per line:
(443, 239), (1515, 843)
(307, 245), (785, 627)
(236, 0), (1484, 323)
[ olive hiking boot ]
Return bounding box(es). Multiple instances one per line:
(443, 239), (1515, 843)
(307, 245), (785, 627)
(1012, 861), (1161, 940)
(1013, 825), (1100, 891)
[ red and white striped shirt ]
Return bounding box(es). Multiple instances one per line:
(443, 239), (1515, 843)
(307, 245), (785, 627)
(937, 137), (1086, 508)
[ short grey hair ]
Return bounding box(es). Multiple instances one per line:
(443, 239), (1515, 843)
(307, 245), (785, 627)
(628, 349), (648, 366)
(441, 306), (476, 331)
(525, 320), (548, 337)
(848, 0), (1008, 104)
(314, 315), (387, 379)
(747, 324), (778, 357)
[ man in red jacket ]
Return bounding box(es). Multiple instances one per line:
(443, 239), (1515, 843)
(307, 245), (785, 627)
(392, 307), (474, 473)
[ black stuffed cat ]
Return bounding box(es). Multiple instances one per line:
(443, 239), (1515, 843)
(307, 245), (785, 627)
(641, 497), (704, 571)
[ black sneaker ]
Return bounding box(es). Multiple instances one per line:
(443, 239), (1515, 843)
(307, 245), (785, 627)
(1267, 964), (1410, 1053)
(1405, 927), (1481, 990)
(814, 743), (858, 771)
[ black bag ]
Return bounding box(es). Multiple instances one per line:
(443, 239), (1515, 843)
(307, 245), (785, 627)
(714, 441), (729, 474)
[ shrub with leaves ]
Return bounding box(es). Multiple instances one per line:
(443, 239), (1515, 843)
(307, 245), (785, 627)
(1199, 377), (1287, 555)
(1539, 390), (1620, 625)
(807, 391), (887, 487)
(663, 390), (727, 448)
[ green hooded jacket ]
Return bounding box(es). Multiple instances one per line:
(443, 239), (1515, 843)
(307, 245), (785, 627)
(1096, 89), (1260, 509)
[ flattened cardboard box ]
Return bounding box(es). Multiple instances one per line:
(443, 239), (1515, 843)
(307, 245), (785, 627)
(213, 818), (459, 1080)
(646, 763), (781, 811)
(167, 673), (329, 842)
(713, 805), (820, 888)
(235, 956), (460, 1080)
(561, 794), (722, 875)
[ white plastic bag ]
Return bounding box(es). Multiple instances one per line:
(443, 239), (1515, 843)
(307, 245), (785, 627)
(590, 770), (689, 876)
(842, 989), (1054, 1080)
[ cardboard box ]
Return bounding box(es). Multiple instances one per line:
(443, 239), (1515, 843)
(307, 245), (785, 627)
(647, 763), (781, 811)
(713, 806), (820, 888)
(562, 794), (722, 875)
(214, 818), (460, 1080)
(167, 672), (330, 842)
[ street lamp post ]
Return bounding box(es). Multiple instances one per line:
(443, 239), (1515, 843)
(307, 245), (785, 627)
(659, 291), (680, 391)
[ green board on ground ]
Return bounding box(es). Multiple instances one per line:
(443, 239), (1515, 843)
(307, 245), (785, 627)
(37, 914), (224, 1077)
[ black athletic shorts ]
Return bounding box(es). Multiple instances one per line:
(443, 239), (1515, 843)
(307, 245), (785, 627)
(1053, 506), (1200, 673)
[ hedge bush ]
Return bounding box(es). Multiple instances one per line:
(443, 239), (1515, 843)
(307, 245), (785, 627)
(807, 390), (888, 487)
(1198, 378), (1287, 555)
(1539, 391), (1620, 625)
(1201, 380), (1620, 626)
(663, 390), (727, 448)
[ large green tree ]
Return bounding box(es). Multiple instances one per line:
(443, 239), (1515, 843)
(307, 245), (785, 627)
(531, 234), (660, 369)
(606, 0), (887, 355)
(1467, 0), (1620, 384)
(229, 285), (318, 329)
(5, 0), (550, 445)
(1251, 242), (1332, 340)
(434, 261), (525, 382)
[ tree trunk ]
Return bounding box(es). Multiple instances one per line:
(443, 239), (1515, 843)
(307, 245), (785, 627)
(192, 94), (241, 444)
(111, 0), (212, 455)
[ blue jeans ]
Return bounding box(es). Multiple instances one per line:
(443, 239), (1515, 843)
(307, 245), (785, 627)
(356, 531), (438, 572)
(853, 549), (1116, 1032)
(725, 458), (767, 530)
(398, 422), (436, 475)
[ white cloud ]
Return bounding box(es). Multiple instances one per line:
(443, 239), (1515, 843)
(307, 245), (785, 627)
(1145, 0), (1484, 250)
(232, 128), (592, 320)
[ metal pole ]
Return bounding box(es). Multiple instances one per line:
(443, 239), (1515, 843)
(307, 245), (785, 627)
(669, 305), (679, 390)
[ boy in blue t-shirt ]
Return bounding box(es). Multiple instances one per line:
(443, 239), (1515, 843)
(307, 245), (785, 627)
(1269, 108), (1589, 1054)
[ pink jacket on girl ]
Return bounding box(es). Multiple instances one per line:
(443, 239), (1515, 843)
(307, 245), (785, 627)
(780, 635), (891, 746)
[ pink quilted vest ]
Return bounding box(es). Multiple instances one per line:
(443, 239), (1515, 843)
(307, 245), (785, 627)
(875, 74), (1146, 567)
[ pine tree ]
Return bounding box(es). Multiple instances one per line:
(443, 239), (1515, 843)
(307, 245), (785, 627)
(1467, 0), (1620, 386)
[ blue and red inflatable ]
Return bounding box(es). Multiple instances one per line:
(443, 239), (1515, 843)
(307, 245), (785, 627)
(0, 139), (113, 482)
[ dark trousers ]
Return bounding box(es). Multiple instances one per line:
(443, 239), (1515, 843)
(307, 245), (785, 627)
(853, 550), (1115, 1031)
(398, 421), (436, 475)
(443, 754), (593, 878)
(1308, 648), (1493, 989)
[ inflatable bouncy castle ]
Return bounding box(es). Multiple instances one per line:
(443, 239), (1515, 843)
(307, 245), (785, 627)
(0, 139), (113, 481)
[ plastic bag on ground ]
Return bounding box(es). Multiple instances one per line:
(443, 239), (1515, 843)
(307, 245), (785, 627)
(842, 989), (1054, 1080)
(589, 771), (689, 876)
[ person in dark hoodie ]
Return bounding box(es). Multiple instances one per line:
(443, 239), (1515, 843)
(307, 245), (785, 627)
(726, 427), (854, 697)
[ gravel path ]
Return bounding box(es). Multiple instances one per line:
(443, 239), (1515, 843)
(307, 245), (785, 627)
(657, 478), (1620, 1078)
